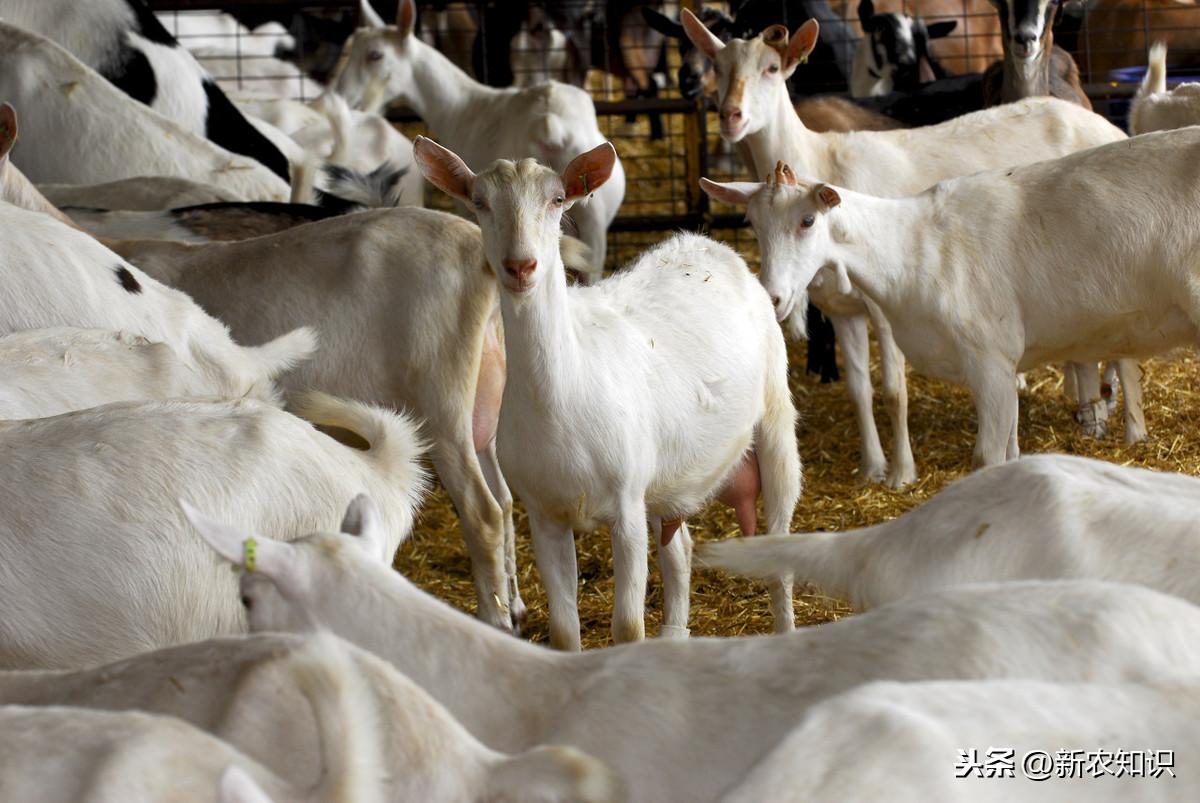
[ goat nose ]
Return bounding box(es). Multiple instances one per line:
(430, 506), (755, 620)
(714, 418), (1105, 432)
(502, 258), (537, 281)
(1014, 31), (1036, 46)
(721, 106), (742, 122)
(771, 295), (782, 308)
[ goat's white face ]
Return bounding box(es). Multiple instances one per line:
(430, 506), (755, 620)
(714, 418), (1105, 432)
(412, 137), (617, 296)
(333, 27), (412, 111)
(701, 170), (842, 336)
(682, 11), (819, 143)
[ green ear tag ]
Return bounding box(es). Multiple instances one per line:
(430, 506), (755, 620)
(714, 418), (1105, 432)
(243, 537), (258, 574)
(581, 174), (590, 195)
(800, 55), (808, 65)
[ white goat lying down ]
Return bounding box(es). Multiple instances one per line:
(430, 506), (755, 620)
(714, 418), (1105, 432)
(0, 396), (425, 669)
(0, 22), (289, 200)
(118, 206), (580, 633)
(188, 500), (1200, 803)
(1130, 42), (1200, 135)
(703, 454), (1200, 609)
(722, 677), (1199, 803)
(332, 0), (625, 278)
(415, 137), (802, 644)
(685, 12), (1134, 485)
(0, 633), (382, 803)
(0, 328), (266, 419)
(0, 629), (620, 803)
(702, 126), (1200, 465)
(0, 202), (315, 403)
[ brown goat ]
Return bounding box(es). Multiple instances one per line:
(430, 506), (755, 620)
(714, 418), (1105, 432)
(982, 0), (1090, 109)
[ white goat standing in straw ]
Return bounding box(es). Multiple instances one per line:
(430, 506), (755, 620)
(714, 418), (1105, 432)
(414, 138), (802, 646)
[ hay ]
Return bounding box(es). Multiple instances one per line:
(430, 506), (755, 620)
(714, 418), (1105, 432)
(397, 344), (1200, 649)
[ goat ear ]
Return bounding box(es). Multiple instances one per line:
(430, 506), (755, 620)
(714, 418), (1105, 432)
(396, 0), (416, 37)
(815, 183), (842, 210)
(180, 499), (291, 577)
(0, 103), (16, 163)
(562, 143), (617, 202)
(927, 20), (957, 39)
(642, 7), (684, 39)
(339, 494), (388, 562)
(681, 7), (725, 60)
(412, 136), (476, 203)
(784, 19), (820, 75)
(358, 0), (385, 29)
(217, 766), (275, 803)
(857, 0), (876, 29)
(699, 178), (761, 206)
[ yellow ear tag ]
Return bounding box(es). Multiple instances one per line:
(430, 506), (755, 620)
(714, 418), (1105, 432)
(800, 55), (808, 65)
(243, 537), (258, 574)
(580, 174), (590, 196)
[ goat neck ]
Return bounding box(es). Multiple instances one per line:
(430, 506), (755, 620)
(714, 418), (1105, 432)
(743, 82), (827, 181)
(406, 37), (503, 139)
(821, 189), (929, 309)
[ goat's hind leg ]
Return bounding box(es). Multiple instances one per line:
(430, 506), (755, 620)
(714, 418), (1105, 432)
(652, 517), (692, 639)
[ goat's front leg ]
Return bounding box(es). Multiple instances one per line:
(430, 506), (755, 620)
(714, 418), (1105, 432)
(1117, 360), (1147, 443)
(830, 313), (887, 483)
(967, 358), (1020, 467)
(611, 496), (650, 644)
(1070, 361), (1108, 439)
(477, 440), (526, 633)
(865, 299), (915, 488)
(652, 517), (692, 639)
(528, 506), (580, 651)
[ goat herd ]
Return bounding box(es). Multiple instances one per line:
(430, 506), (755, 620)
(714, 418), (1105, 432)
(1, 0), (1200, 800)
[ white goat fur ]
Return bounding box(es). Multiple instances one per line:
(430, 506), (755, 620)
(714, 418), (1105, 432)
(190, 508), (1200, 803)
(703, 454), (1200, 609)
(332, 0), (624, 276)
(38, 176), (238, 210)
(722, 677), (1199, 803)
(0, 396), (425, 669)
(116, 206), (562, 631)
(0, 328), (279, 418)
(0, 22), (289, 200)
(1130, 42), (1200, 135)
(0, 633), (383, 803)
(719, 128), (1199, 465)
(0, 202), (316, 404)
(0, 629), (620, 803)
(687, 14), (1132, 486)
(417, 140), (801, 645)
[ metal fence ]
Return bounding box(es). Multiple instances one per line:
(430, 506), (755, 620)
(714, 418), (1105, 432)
(149, 0), (1200, 269)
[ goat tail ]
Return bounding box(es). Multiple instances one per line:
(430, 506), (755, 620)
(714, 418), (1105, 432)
(757, 332), (802, 536)
(247, 327), (319, 381)
(697, 530), (864, 607)
(292, 390), (429, 504)
(289, 158), (318, 204)
(1144, 42), (1168, 98)
(317, 92), (353, 165)
(291, 632), (386, 803)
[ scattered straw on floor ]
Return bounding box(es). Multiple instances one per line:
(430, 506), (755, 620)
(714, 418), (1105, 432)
(396, 347), (1200, 650)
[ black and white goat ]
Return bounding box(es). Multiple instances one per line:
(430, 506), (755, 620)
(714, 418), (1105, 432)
(851, 0), (957, 97)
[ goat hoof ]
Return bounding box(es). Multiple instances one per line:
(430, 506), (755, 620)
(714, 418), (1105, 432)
(885, 465), (917, 489)
(509, 596), (528, 637)
(859, 462), (888, 485)
(659, 624), (690, 639)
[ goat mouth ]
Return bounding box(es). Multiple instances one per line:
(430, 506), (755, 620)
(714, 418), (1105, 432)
(720, 119), (748, 141)
(774, 293), (797, 323)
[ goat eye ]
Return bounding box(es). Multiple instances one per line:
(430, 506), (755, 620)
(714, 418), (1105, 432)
(366, 50), (383, 62)
(801, 215), (816, 228)
(472, 198), (487, 210)
(240, 595), (253, 609)
(767, 64), (780, 73)
(552, 195), (565, 206)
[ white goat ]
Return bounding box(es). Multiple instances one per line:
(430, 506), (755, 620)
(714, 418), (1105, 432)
(0, 633), (383, 803)
(704, 126), (1199, 465)
(685, 12), (1134, 485)
(0, 628), (620, 803)
(416, 138), (801, 644)
(115, 207), (590, 632)
(189, 503), (1200, 803)
(0, 0), (292, 182)
(0, 104), (81, 227)
(0, 395), (425, 669)
(0, 328), (276, 418)
(0, 22), (289, 200)
(0, 202), (315, 404)
(38, 176), (238, 210)
(332, 0), (624, 278)
(703, 454), (1200, 609)
(1130, 42), (1200, 134)
(722, 678), (1198, 802)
